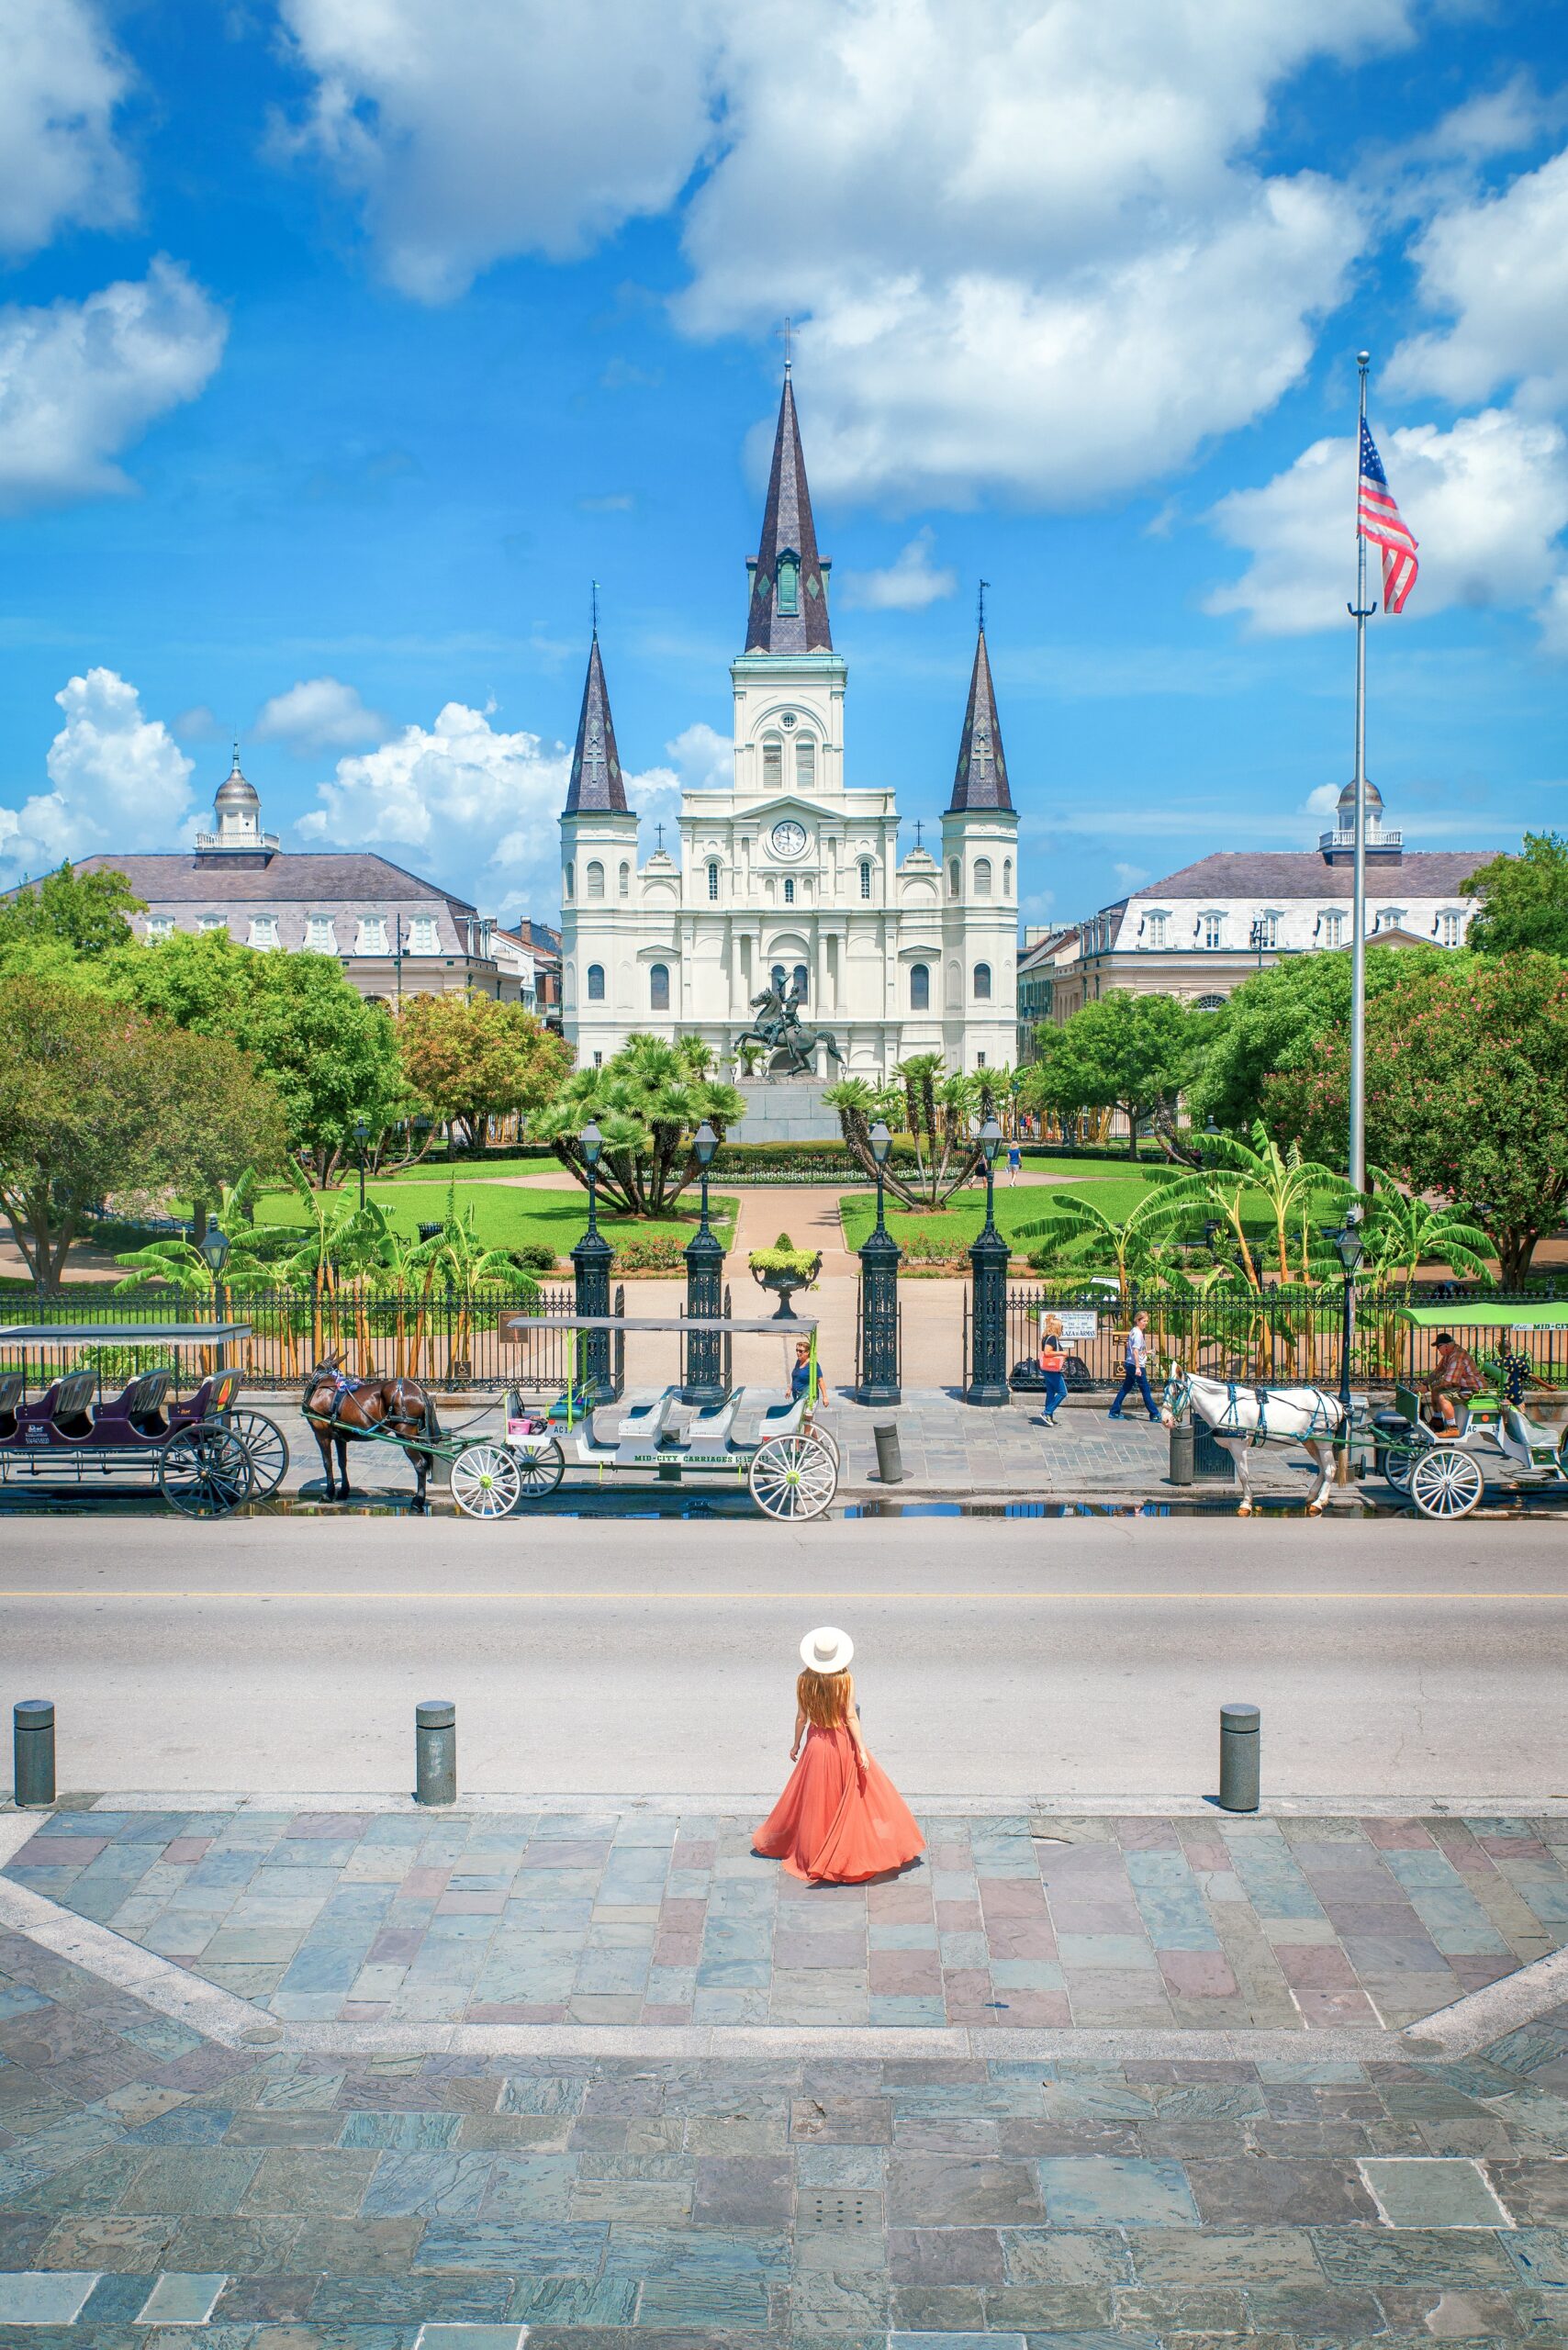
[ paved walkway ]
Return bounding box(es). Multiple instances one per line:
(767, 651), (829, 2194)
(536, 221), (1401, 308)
(11, 1809), (1566, 2040)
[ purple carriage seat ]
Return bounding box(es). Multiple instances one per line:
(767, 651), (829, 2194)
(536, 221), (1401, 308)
(0, 1371), (21, 1439)
(104, 1366), (175, 1436)
(35, 1369), (97, 1440)
(172, 1368), (242, 1426)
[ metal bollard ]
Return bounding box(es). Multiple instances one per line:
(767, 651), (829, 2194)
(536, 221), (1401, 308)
(14, 1700), (56, 1808)
(1218, 1702), (1260, 1813)
(1168, 1421), (1193, 1486)
(415, 1701), (457, 1807)
(873, 1422), (904, 1485)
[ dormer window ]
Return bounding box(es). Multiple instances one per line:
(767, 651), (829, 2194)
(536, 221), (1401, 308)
(776, 551), (800, 615)
(409, 916), (439, 955)
(1439, 908), (1463, 946)
(1200, 912), (1223, 950)
(1144, 912), (1167, 949)
(249, 914), (279, 950)
(357, 917), (388, 956)
(1320, 910), (1345, 948)
(146, 916), (174, 941)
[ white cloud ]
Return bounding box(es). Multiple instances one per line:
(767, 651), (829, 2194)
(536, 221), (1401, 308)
(254, 676), (390, 751)
(0, 0), (133, 259)
(1389, 144), (1568, 410)
(839, 527), (957, 611)
(664, 722), (732, 793)
(1302, 782), (1342, 815)
(0, 668), (196, 885)
(0, 259), (227, 514)
(274, 0), (721, 302)
(1204, 407), (1568, 635)
(1113, 862), (1149, 890)
(275, 0), (1414, 504)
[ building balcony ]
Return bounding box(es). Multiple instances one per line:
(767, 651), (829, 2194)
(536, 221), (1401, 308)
(194, 828), (280, 856)
(1319, 826), (1402, 864)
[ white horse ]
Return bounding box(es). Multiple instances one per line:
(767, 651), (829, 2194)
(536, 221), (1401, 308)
(1160, 1367), (1348, 1516)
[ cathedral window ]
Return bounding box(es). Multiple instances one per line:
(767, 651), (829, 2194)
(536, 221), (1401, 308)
(762, 737), (783, 790)
(793, 965), (809, 1002)
(565, 864), (575, 901)
(795, 736), (815, 788)
(974, 857), (992, 898)
(947, 859), (960, 899)
(1002, 858), (1013, 897)
(587, 963), (605, 1002)
(619, 863), (631, 899)
(776, 554), (800, 614)
(910, 962), (930, 1012)
(771, 964), (788, 995)
(783, 878), (795, 904)
(707, 861), (720, 901)
(586, 860), (605, 900)
(650, 963), (670, 1011)
(973, 962), (992, 1002)
(859, 858), (872, 901)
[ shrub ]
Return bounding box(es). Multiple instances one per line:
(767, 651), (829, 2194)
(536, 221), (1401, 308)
(613, 1233), (687, 1272)
(508, 1242), (560, 1272)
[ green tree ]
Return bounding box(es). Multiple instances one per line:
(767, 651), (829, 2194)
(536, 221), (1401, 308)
(0, 861), (144, 966)
(1020, 990), (1208, 1160)
(1264, 951), (1568, 1285)
(1462, 832), (1568, 957)
(826, 1057), (981, 1209)
(107, 930), (407, 1182)
(1017, 1177), (1192, 1291)
(0, 976), (286, 1291)
(398, 990), (570, 1153)
(532, 1034), (745, 1216)
(1188, 944), (1457, 1136)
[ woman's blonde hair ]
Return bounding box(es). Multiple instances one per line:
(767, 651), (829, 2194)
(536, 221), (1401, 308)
(797, 1668), (851, 1729)
(1041, 1314), (1062, 1339)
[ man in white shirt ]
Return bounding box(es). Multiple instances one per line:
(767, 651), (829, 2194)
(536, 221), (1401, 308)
(1108, 1311), (1159, 1421)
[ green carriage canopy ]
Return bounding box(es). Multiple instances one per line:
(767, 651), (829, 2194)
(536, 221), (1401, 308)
(1400, 1304), (1568, 1329)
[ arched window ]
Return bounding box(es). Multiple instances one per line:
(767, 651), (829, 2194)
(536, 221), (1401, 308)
(1002, 858), (1013, 898)
(795, 736), (815, 788)
(792, 964), (809, 1002)
(565, 863), (575, 901)
(973, 961), (992, 1002)
(618, 862), (630, 899)
(650, 963), (670, 1012)
(762, 737), (783, 790)
(783, 877), (795, 904)
(707, 860), (719, 901)
(974, 857), (992, 898)
(771, 963), (788, 995)
(859, 858), (872, 901)
(1195, 993), (1226, 1013)
(587, 963), (605, 1002)
(948, 859), (960, 899)
(910, 962), (930, 1012)
(586, 860), (605, 900)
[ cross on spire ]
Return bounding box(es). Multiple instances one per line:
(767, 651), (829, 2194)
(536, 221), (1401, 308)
(978, 578), (989, 632)
(591, 579), (599, 636)
(778, 316), (793, 372)
(655, 821), (666, 851)
(913, 819), (924, 850)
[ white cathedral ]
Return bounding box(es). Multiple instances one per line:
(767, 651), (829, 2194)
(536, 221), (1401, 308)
(560, 370), (1018, 1077)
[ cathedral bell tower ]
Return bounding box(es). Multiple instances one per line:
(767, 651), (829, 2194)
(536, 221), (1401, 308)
(559, 627), (638, 1056)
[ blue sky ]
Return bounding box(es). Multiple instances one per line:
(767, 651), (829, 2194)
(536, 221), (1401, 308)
(2, 0), (1565, 932)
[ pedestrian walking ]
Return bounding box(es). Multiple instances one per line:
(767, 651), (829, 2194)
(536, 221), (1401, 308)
(1006, 1141), (1023, 1185)
(754, 1628), (924, 1884)
(1108, 1309), (1159, 1422)
(1038, 1313), (1068, 1427)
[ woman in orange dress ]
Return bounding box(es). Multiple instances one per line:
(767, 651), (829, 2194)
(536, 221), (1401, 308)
(754, 1627), (924, 1884)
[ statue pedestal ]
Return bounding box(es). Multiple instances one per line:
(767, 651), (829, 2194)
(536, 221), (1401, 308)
(730, 1081), (841, 1146)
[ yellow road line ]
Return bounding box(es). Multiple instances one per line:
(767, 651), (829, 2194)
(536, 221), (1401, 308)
(0, 1589), (1564, 1604)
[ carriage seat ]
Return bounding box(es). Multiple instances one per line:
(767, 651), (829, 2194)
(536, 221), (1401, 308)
(118, 1367), (174, 1435)
(47, 1370), (97, 1439)
(617, 1390), (685, 1447)
(0, 1371), (22, 1440)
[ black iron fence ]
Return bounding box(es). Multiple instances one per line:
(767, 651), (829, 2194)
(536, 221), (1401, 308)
(1001, 1284), (1568, 1393)
(0, 1286), (579, 1396)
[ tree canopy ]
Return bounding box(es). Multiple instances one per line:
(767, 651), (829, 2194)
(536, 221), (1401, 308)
(398, 990), (570, 1151)
(532, 1034), (745, 1216)
(1462, 831), (1568, 958)
(0, 862), (145, 979)
(1263, 950), (1568, 1285)
(0, 975), (287, 1290)
(1020, 990), (1212, 1159)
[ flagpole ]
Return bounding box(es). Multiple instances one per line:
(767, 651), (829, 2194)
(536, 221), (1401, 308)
(1349, 349), (1373, 1199)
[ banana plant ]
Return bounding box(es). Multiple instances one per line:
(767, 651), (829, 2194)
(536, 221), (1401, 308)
(408, 1184), (540, 1375)
(1361, 1172), (1493, 1380)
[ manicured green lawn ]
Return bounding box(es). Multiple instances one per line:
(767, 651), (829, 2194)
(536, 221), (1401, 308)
(250, 1181), (736, 1264)
(370, 1152), (570, 1182)
(839, 1170), (1346, 1263)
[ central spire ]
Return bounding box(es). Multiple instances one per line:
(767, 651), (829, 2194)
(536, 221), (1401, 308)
(745, 371), (832, 655)
(564, 628), (629, 814)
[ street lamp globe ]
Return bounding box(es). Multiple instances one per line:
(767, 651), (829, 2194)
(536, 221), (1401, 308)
(869, 1121), (891, 1167)
(979, 1117), (1002, 1168)
(693, 1120), (717, 1170)
(580, 1121), (603, 1169)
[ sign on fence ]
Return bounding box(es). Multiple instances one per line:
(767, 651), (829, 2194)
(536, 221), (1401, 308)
(1055, 1312), (1100, 1339)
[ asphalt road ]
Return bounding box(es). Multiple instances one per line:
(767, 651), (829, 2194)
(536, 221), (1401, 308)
(2, 1514), (1565, 1801)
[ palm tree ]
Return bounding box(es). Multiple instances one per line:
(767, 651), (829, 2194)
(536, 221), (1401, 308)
(826, 1058), (981, 1210)
(1015, 1177), (1194, 1295)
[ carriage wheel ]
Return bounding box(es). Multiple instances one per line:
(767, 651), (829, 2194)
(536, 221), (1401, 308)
(1409, 1445), (1484, 1520)
(158, 1422), (253, 1518)
(506, 1434), (565, 1501)
(224, 1410), (289, 1503)
(450, 1442), (523, 1519)
(1381, 1445), (1415, 1495)
(749, 1432), (837, 1522)
(804, 1420), (840, 1470)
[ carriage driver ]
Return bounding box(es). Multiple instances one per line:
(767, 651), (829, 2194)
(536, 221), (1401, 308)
(1425, 1330), (1483, 1432)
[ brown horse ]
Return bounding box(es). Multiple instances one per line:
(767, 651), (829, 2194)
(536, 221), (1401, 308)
(302, 1355), (442, 1510)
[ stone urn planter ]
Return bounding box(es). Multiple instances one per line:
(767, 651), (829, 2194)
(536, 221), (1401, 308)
(748, 1237), (823, 1320)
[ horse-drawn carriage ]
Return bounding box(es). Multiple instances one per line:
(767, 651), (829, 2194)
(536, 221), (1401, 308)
(0, 1323), (289, 1517)
(442, 1311), (840, 1520)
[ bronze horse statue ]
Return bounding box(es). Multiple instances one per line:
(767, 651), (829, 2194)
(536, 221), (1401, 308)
(302, 1355), (442, 1510)
(735, 984), (846, 1078)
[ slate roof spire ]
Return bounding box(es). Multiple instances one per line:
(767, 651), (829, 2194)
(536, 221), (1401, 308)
(564, 626), (629, 813)
(745, 369), (833, 655)
(946, 612), (1013, 813)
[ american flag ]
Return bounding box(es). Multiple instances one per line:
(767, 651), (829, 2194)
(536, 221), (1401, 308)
(1358, 419), (1418, 612)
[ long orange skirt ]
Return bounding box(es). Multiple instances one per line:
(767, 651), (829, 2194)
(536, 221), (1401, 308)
(754, 1724), (925, 1884)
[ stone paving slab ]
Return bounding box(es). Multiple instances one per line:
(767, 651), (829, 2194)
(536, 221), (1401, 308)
(11, 1810), (1568, 2041)
(6, 1922), (1568, 2344)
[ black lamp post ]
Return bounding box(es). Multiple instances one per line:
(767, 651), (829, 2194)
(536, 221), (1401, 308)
(353, 1117), (370, 1212)
(682, 1120), (725, 1406)
(1322, 1207), (1364, 1482)
(966, 1115), (1011, 1406)
(571, 1120), (617, 1404)
(857, 1120), (902, 1405)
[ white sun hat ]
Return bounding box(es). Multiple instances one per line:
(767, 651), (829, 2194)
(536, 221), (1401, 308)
(800, 1625), (854, 1673)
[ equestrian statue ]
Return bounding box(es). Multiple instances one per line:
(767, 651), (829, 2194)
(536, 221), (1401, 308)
(734, 980), (846, 1079)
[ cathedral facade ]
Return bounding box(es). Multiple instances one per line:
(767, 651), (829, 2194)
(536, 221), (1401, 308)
(559, 373), (1018, 1076)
